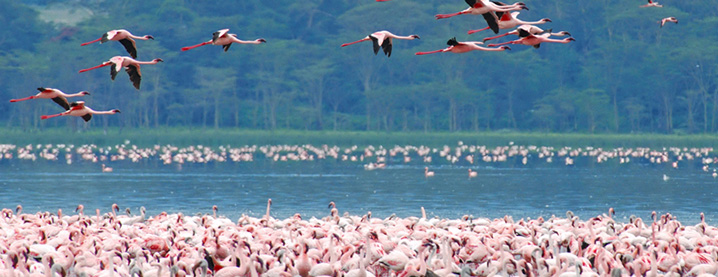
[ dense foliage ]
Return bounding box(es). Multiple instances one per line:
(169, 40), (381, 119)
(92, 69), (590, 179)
(2, 0), (717, 134)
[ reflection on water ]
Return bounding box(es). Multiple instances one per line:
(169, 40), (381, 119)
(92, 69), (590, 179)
(0, 160), (715, 225)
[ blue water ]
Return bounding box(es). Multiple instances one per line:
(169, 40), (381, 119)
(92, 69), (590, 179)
(0, 159), (715, 225)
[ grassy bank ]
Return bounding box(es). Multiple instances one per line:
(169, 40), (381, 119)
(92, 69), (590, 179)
(1, 128), (717, 148)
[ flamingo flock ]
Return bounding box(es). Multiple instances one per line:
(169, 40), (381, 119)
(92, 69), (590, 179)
(2, 203), (718, 276)
(1, 142), (718, 178)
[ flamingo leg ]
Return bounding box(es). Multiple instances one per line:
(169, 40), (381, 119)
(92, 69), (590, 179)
(41, 112), (68, 120)
(468, 27), (491, 35)
(415, 49), (446, 55)
(80, 37), (103, 46)
(487, 41), (513, 47)
(340, 38), (369, 47)
(9, 96), (35, 102)
(435, 11), (468, 19)
(181, 41), (213, 51)
(483, 32), (512, 42)
(79, 63), (112, 73)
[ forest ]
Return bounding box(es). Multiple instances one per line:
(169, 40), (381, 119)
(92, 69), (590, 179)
(1, 0), (717, 134)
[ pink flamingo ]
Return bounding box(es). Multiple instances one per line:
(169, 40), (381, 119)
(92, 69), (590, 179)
(660, 17), (677, 27)
(9, 87), (89, 110)
(341, 30), (420, 57)
(79, 56), (163, 90)
(424, 167), (435, 177)
(482, 24), (570, 42)
(468, 12), (551, 35)
(435, 0), (528, 33)
(40, 101), (120, 122)
(487, 29), (575, 49)
(640, 0), (662, 7)
(181, 29), (266, 52)
(415, 37), (510, 55)
(80, 29), (154, 59)
(469, 169), (478, 178)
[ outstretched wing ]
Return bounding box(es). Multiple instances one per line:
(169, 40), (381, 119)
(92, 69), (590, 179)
(381, 38), (393, 57)
(118, 38), (138, 58)
(212, 29), (230, 43)
(223, 44), (232, 52)
(81, 113), (92, 122)
(110, 62), (119, 80)
(370, 36), (380, 55)
(482, 12), (500, 34)
(52, 96), (70, 110)
(125, 64), (142, 90)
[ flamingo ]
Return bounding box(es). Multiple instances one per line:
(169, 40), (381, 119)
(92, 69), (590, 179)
(660, 17), (678, 27)
(40, 101), (120, 122)
(483, 24), (570, 42)
(79, 56), (163, 90)
(102, 164), (113, 173)
(435, 0), (528, 34)
(640, 0), (662, 8)
(487, 29), (575, 49)
(80, 29), (154, 59)
(341, 30), (420, 57)
(468, 169), (478, 178)
(424, 167), (435, 177)
(181, 29), (266, 52)
(415, 37), (510, 55)
(9, 87), (89, 110)
(468, 12), (551, 35)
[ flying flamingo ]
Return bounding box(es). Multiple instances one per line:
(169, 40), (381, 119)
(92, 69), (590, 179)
(415, 37), (510, 55)
(640, 0), (662, 7)
(467, 12), (551, 35)
(9, 87), (89, 110)
(483, 24), (570, 42)
(80, 29), (154, 59)
(435, 0), (528, 34)
(660, 17), (678, 27)
(79, 56), (163, 90)
(341, 30), (420, 57)
(181, 29), (266, 52)
(41, 101), (120, 122)
(487, 29), (575, 49)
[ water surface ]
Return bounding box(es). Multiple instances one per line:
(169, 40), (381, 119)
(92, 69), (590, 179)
(0, 160), (714, 225)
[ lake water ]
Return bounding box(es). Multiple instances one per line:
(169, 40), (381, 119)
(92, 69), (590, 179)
(1, 159), (715, 225)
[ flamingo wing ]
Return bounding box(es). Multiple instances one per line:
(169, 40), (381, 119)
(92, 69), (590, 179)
(101, 32), (111, 43)
(118, 38), (138, 59)
(381, 38), (393, 57)
(369, 36), (381, 55)
(125, 64), (142, 90)
(517, 28), (532, 37)
(465, 0), (483, 8)
(212, 29), (230, 43)
(110, 63), (120, 80)
(81, 113), (92, 122)
(223, 44), (232, 52)
(482, 12), (500, 34)
(52, 97), (70, 110)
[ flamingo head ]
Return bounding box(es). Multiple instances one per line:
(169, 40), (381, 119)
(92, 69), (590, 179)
(410, 35), (420, 40)
(111, 109), (121, 114)
(257, 38), (267, 43)
(153, 58), (164, 63)
(520, 4), (529, 10)
(80, 91), (91, 96)
(559, 31), (572, 36)
(566, 37), (576, 42)
(500, 46), (511, 50)
(145, 35), (154, 40)
(542, 18), (552, 23)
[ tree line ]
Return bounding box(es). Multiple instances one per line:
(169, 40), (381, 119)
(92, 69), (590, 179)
(1, 0), (717, 134)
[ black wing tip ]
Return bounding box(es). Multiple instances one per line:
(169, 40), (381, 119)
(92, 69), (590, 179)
(447, 37), (459, 46)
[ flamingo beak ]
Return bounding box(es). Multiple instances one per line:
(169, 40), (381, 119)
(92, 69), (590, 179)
(545, 19), (552, 22)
